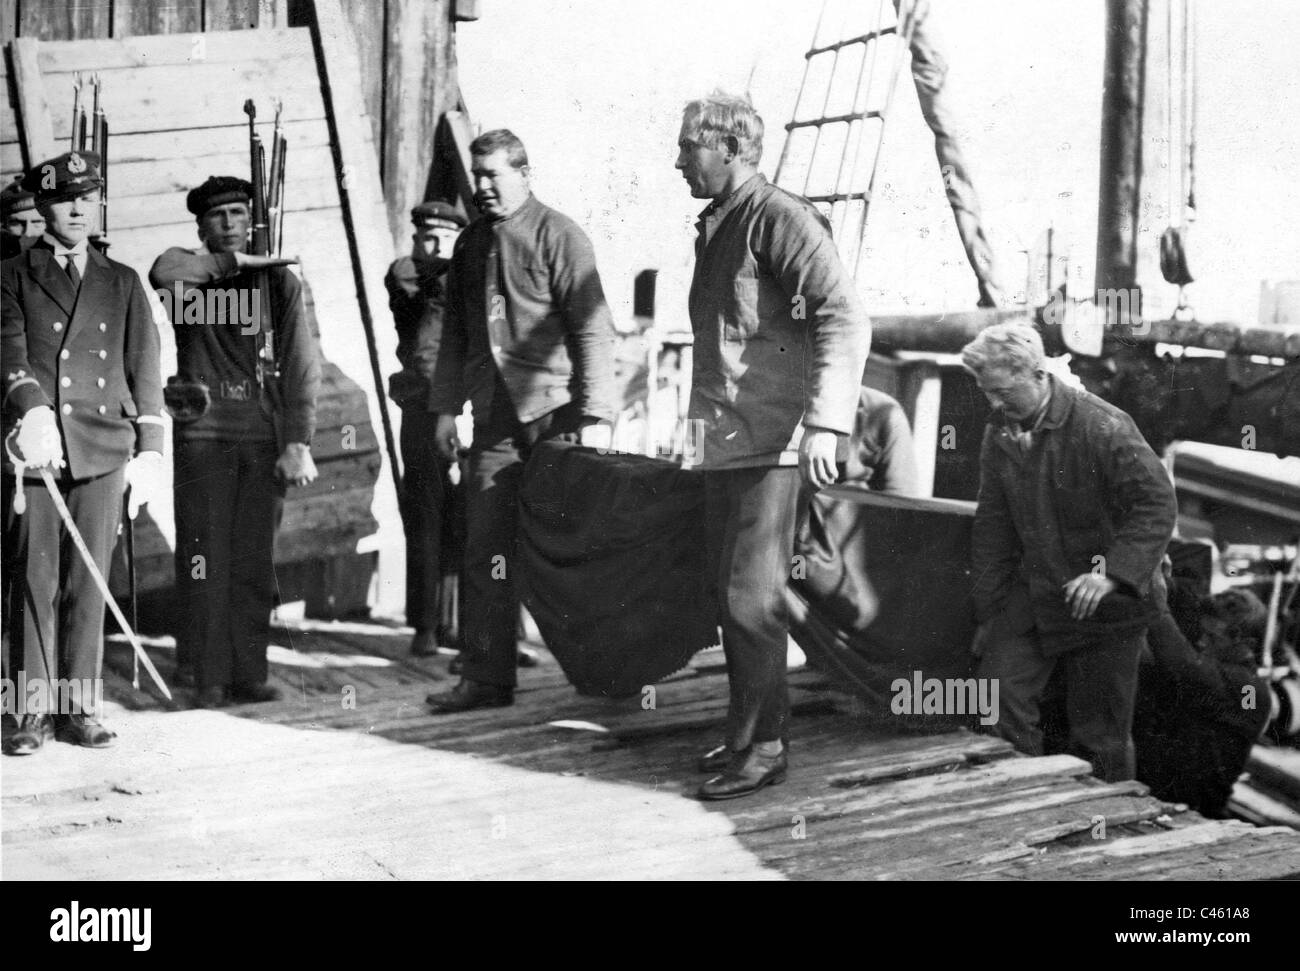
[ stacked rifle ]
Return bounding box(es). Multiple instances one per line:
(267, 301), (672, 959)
(243, 98), (287, 385)
(70, 72), (109, 248)
(243, 98), (288, 259)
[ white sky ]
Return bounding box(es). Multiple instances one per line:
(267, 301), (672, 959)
(458, 0), (1300, 330)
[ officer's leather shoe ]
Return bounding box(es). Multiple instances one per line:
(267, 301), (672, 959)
(697, 744), (732, 774)
(409, 629), (439, 658)
(426, 678), (514, 714)
(3, 714), (53, 756)
(55, 714), (116, 749)
(230, 683), (282, 704)
(193, 686), (227, 709)
(697, 744), (788, 801)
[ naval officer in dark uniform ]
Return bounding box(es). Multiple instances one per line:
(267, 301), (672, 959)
(149, 175), (320, 709)
(2, 150), (165, 755)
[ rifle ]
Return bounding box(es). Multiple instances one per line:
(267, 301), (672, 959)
(243, 99), (284, 434)
(90, 74), (109, 251)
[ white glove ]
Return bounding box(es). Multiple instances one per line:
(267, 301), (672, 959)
(125, 450), (164, 519)
(14, 405), (64, 469)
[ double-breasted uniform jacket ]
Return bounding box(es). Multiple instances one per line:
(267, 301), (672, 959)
(2, 240), (164, 475)
(970, 373), (1178, 655)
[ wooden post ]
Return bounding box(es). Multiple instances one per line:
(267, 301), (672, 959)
(1094, 0), (1149, 322)
(309, 0), (405, 610)
(11, 37), (55, 166)
(381, 0), (460, 243)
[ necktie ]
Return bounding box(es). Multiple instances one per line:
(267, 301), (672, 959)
(63, 254), (82, 292)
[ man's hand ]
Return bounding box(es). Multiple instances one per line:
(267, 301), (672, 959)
(124, 450), (164, 519)
(234, 252), (299, 270)
(433, 414), (460, 461)
(275, 442), (318, 487)
(578, 420), (612, 453)
(13, 406), (63, 469)
(1063, 573), (1117, 620)
(798, 426), (839, 490)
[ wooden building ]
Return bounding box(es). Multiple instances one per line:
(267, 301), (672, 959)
(1, 0), (480, 617)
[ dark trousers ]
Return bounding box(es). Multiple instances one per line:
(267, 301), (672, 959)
(399, 409), (462, 640)
(703, 465), (803, 752)
(173, 435), (282, 692)
(4, 467), (124, 716)
(459, 390), (582, 689)
(977, 625), (1144, 782)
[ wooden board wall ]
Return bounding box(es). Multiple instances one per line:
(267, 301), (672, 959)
(4, 25), (405, 613)
(0, 0), (291, 43)
(2, 0), (469, 248)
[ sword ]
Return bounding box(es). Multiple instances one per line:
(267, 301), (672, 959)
(122, 490), (139, 690)
(37, 467), (172, 700)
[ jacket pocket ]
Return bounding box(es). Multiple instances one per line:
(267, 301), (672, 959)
(725, 278), (761, 342)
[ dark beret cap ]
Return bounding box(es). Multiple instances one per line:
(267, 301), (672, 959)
(1, 179), (36, 218)
(187, 175), (254, 217)
(22, 151), (103, 203)
(411, 200), (466, 227)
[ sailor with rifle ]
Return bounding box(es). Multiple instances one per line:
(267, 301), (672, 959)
(148, 100), (320, 708)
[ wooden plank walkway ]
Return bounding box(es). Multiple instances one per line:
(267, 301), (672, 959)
(5, 620), (1300, 880)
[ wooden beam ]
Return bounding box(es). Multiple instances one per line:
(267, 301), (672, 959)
(308, 0), (402, 487)
(112, 0), (203, 37)
(382, 0), (459, 242)
(11, 36), (56, 165)
(1094, 0), (1148, 316)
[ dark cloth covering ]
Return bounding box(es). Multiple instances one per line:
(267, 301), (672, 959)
(517, 442), (717, 697)
(517, 442), (977, 709)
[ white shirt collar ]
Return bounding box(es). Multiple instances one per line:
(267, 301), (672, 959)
(42, 234), (89, 259)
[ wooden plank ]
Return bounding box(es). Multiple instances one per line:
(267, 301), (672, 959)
(382, 0), (459, 242)
(1246, 745), (1300, 801)
(20, 0), (110, 41)
(109, 143), (337, 198)
(786, 794), (1171, 880)
(110, 175), (339, 229)
(340, 0), (383, 162)
(204, 0), (261, 31)
(112, 0), (204, 36)
(0, 0), (17, 45)
(44, 69), (326, 139)
(36, 26), (310, 72)
(10, 36), (54, 164)
(309, 0), (401, 500)
(99, 118), (331, 165)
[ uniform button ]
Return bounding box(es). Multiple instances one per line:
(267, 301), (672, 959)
(98, 322), (107, 332)
(97, 378), (105, 388)
(98, 350), (107, 360)
(60, 349), (70, 360)
(97, 405), (107, 415)
(61, 404), (72, 415)
(60, 377), (71, 388)
(492, 345), (502, 354)
(53, 322), (64, 332)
